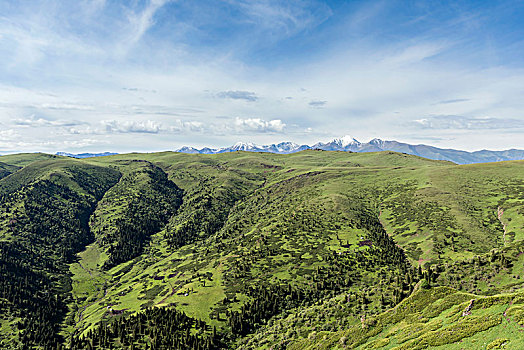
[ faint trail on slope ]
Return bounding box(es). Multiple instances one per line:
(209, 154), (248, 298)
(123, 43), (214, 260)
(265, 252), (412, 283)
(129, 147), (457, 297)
(156, 271), (184, 306)
(76, 284), (109, 327)
(497, 207), (507, 246)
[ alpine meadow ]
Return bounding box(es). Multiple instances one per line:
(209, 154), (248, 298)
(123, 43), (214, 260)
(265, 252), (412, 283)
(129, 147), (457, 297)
(1, 150), (524, 349)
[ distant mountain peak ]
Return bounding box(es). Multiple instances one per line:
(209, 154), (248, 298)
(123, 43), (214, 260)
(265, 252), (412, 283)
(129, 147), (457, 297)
(369, 138), (385, 147)
(335, 135), (361, 147)
(174, 137), (524, 165)
(231, 142), (257, 150)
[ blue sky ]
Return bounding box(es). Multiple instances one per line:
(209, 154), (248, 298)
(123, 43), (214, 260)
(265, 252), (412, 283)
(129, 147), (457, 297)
(0, 0), (523, 153)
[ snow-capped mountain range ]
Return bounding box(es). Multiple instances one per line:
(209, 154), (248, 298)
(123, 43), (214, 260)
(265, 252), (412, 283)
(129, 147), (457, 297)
(174, 136), (524, 165)
(55, 136), (524, 165)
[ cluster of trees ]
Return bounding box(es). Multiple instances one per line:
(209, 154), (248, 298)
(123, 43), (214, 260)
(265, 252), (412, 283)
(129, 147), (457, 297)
(0, 162), (18, 180)
(0, 241), (65, 347)
(24, 180), (95, 261)
(102, 198), (178, 269)
(227, 283), (323, 336)
(165, 179), (242, 248)
(70, 306), (219, 349)
(100, 164), (183, 269)
(433, 243), (520, 294)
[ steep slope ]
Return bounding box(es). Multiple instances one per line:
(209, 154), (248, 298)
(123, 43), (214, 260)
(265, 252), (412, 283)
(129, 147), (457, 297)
(92, 160), (184, 269)
(288, 285), (524, 350)
(0, 159), (120, 348)
(239, 234), (524, 348)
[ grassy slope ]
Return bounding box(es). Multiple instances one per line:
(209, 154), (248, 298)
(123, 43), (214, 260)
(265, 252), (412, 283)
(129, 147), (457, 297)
(289, 285), (524, 350)
(62, 153), (485, 331)
(64, 159), (186, 336)
(4, 150), (524, 348)
(67, 152), (524, 341)
(0, 158), (120, 347)
(0, 152), (57, 167)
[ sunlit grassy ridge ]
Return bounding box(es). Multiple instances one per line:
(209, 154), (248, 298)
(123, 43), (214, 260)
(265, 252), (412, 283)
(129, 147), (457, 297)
(287, 285), (524, 350)
(1, 150), (524, 348)
(0, 152), (57, 167)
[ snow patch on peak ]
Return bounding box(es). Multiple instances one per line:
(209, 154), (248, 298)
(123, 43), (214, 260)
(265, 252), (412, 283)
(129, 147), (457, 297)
(174, 146), (199, 153)
(369, 138), (385, 148)
(333, 135), (360, 147)
(232, 142), (256, 150)
(276, 141), (300, 151)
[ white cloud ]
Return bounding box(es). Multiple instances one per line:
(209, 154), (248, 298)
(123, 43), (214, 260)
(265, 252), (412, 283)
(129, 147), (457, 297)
(119, 0), (172, 56)
(176, 120), (205, 132)
(13, 115), (87, 127)
(0, 129), (19, 140)
(234, 117), (286, 133)
(413, 115), (524, 130)
(101, 119), (164, 133)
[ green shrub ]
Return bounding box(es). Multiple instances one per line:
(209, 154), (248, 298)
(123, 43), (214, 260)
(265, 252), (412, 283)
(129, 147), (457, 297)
(487, 338), (509, 349)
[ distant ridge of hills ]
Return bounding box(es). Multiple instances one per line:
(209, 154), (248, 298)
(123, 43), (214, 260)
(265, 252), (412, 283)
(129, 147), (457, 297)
(175, 136), (524, 165)
(53, 136), (524, 164)
(56, 151), (118, 158)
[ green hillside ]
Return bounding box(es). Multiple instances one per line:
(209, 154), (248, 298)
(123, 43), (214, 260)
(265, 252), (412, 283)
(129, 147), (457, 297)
(1, 150), (524, 349)
(288, 285), (524, 350)
(0, 158), (120, 348)
(0, 152), (58, 167)
(0, 162), (19, 180)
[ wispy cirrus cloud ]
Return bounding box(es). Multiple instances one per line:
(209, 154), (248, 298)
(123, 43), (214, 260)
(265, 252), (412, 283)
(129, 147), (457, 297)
(118, 0), (173, 56)
(230, 0), (332, 36)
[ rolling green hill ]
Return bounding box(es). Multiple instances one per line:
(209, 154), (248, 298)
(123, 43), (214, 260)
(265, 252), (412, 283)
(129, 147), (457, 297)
(1, 150), (524, 349)
(287, 285), (524, 350)
(0, 162), (19, 180)
(0, 152), (58, 167)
